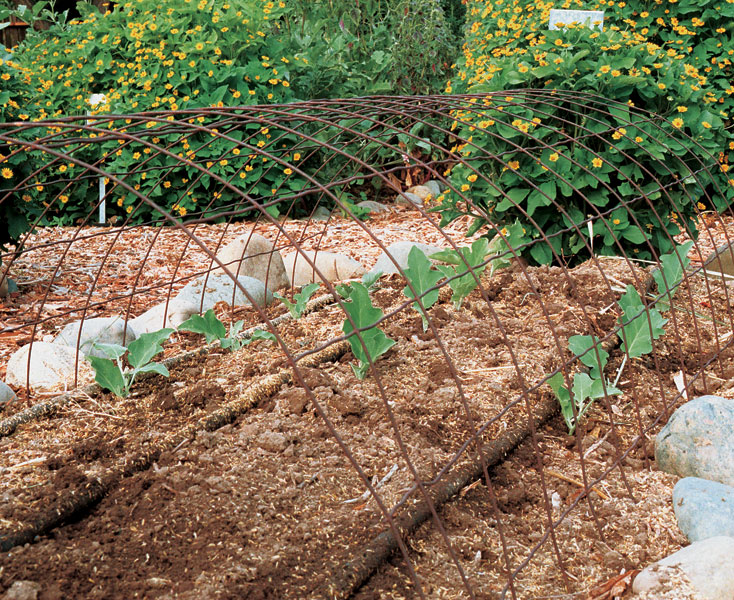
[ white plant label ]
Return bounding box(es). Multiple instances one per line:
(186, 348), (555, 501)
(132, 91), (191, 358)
(549, 9), (605, 31)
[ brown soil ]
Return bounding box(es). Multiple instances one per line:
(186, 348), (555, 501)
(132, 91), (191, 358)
(2, 214), (734, 598)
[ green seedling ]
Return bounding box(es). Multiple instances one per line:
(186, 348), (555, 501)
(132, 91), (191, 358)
(341, 281), (396, 379)
(430, 238), (491, 309)
(548, 242), (689, 434)
(178, 308), (275, 351)
(274, 283), (319, 319)
(486, 222), (528, 275)
(90, 328), (174, 398)
(336, 270), (382, 300)
(402, 246), (443, 331)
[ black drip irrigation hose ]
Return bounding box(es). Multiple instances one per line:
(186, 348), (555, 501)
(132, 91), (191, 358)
(0, 339), (350, 552)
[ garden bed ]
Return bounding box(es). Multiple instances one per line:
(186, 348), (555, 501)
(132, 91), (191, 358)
(2, 208), (734, 597)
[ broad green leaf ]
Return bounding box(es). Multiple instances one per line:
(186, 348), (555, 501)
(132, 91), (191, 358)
(653, 241), (693, 300)
(548, 372), (574, 429)
(135, 362), (170, 378)
(568, 335), (608, 379)
(88, 356), (128, 397)
(342, 283), (396, 378)
(275, 283), (320, 319)
(402, 246), (443, 331)
(618, 286), (667, 358)
(92, 342), (127, 360)
(178, 309), (226, 344)
(127, 328), (174, 369)
(362, 270), (382, 290)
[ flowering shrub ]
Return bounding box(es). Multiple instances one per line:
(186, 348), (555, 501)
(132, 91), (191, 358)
(437, 0), (734, 263)
(0, 0), (460, 232)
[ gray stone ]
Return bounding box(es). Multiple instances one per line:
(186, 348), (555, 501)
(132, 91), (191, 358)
(703, 242), (734, 279)
(310, 206), (332, 221)
(5, 342), (93, 392)
(282, 251), (366, 286)
(356, 200), (391, 214)
(423, 180), (443, 197)
(673, 477), (734, 542)
(405, 185), (435, 201)
(128, 302), (184, 336)
(2, 581), (41, 600)
(0, 381), (17, 404)
(0, 381), (18, 406)
(370, 241), (446, 275)
(213, 232), (288, 291)
(53, 316), (137, 358)
(394, 191), (424, 207)
(633, 536), (734, 600)
(656, 395), (734, 486)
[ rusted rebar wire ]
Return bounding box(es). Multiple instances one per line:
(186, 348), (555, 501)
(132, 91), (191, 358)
(0, 291), (337, 438)
(322, 335), (623, 600)
(0, 338), (350, 553)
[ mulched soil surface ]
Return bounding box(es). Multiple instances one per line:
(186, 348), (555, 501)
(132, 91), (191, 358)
(1, 209), (734, 598)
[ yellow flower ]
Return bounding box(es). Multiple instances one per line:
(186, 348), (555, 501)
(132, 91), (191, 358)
(293, 153), (301, 161)
(599, 65), (611, 74)
(467, 174), (478, 182)
(1, 167), (13, 178)
(59, 194), (69, 204)
(672, 118), (684, 129)
(658, 83), (666, 90)
(592, 157), (603, 168)
(549, 153), (559, 162)
(702, 121), (712, 129)
(284, 168), (293, 175)
(461, 184), (470, 192)
(126, 205), (133, 213)
(58, 164), (67, 173)
(508, 160), (520, 170)
(613, 219), (621, 225)
(677, 106), (688, 113)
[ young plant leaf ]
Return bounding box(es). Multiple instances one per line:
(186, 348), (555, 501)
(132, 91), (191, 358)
(135, 362), (170, 378)
(402, 246), (443, 331)
(618, 286), (667, 358)
(431, 238), (491, 309)
(92, 342), (128, 361)
(127, 328), (174, 369)
(178, 309), (226, 344)
(88, 355), (128, 398)
(653, 241), (693, 309)
(245, 329), (277, 344)
(568, 335), (608, 379)
(548, 372), (574, 431)
(361, 269), (382, 290)
(341, 282), (396, 379)
(274, 282), (319, 319)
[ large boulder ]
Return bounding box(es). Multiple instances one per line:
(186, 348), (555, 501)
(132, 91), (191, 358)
(633, 536), (734, 599)
(130, 274), (272, 335)
(673, 478), (734, 543)
(370, 241), (446, 276)
(213, 233), (288, 291)
(656, 395), (734, 486)
(282, 251), (366, 286)
(5, 342), (93, 392)
(53, 316), (137, 358)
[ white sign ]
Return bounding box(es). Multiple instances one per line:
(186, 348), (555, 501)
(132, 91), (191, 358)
(548, 9), (605, 30)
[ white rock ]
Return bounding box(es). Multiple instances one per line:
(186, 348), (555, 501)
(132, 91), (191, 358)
(130, 274), (272, 334)
(394, 191), (424, 207)
(370, 241), (446, 275)
(2, 580), (41, 600)
(213, 232), (288, 291)
(53, 316), (137, 358)
(423, 180), (443, 197)
(282, 251), (366, 286)
(128, 302), (183, 336)
(310, 206), (332, 221)
(5, 342), (93, 392)
(633, 536), (734, 600)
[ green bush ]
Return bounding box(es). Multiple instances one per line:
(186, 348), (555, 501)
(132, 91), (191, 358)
(436, 0), (734, 263)
(0, 0), (462, 236)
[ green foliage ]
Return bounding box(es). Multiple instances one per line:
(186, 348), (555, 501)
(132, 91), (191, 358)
(430, 238), (491, 309)
(89, 328), (174, 397)
(178, 308), (276, 351)
(437, 0), (734, 264)
(341, 281), (396, 380)
(336, 270), (382, 300)
(550, 243), (690, 433)
(274, 283), (319, 319)
(402, 246), (443, 331)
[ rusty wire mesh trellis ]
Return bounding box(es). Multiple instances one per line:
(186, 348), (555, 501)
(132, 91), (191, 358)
(0, 91), (733, 598)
